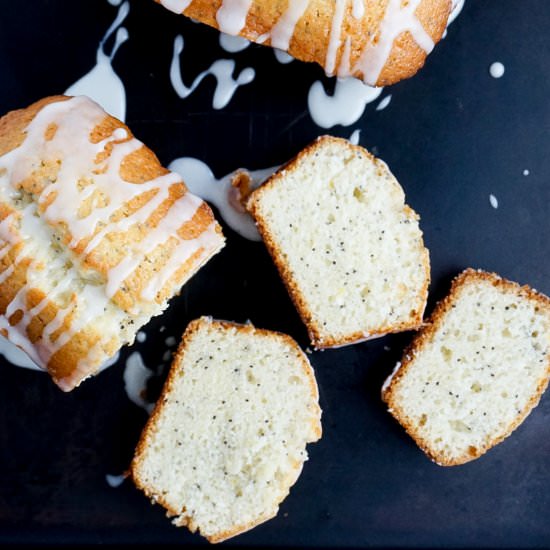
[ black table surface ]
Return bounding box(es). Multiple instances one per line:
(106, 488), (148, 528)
(0, 0), (549, 547)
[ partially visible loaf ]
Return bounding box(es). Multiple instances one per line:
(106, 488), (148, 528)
(0, 96), (224, 390)
(156, 0), (452, 86)
(131, 317), (322, 543)
(383, 269), (550, 466)
(246, 135), (430, 348)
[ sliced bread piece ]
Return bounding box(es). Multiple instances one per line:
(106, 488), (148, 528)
(382, 269), (550, 466)
(246, 135), (430, 348)
(0, 95), (224, 390)
(131, 317), (322, 543)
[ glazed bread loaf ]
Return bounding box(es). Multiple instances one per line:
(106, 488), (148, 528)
(246, 135), (430, 348)
(156, 0), (452, 86)
(382, 269), (550, 466)
(0, 96), (224, 391)
(131, 317), (322, 543)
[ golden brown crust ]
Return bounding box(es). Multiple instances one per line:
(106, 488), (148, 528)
(246, 135), (430, 349)
(131, 316), (322, 542)
(383, 268), (550, 466)
(156, 0), (451, 87)
(0, 96), (224, 390)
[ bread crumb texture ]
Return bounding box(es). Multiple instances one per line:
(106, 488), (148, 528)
(131, 317), (322, 543)
(247, 135), (430, 348)
(383, 269), (550, 465)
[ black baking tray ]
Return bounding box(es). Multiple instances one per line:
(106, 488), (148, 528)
(0, 0), (549, 547)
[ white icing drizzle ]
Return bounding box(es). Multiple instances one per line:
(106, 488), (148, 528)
(308, 77), (383, 128)
(273, 49), (294, 64)
(351, 0), (365, 19)
(0, 96), (220, 375)
(219, 33), (251, 53)
(105, 473), (126, 487)
(269, 0), (310, 51)
(216, 0), (254, 35)
(169, 157), (277, 241)
(376, 94), (392, 111)
(448, 0), (465, 26)
(170, 35), (255, 110)
(325, 0), (348, 76)
(158, 0), (192, 14)
(124, 351), (154, 413)
(489, 194), (499, 209)
(65, 1), (129, 121)
(0, 335), (41, 370)
(354, 0), (434, 86)
(349, 129), (361, 145)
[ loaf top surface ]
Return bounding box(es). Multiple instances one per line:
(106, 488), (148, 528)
(382, 269), (550, 465)
(247, 135), (430, 348)
(0, 95), (224, 389)
(131, 316), (322, 543)
(157, 0), (452, 86)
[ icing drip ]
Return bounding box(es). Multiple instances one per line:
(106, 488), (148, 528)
(351, 0), (365, 19)
(106, 474), (126, 487)
(159, 0), (192, 14)
(170, 35), (255, 109)
(349, 129), (361, 145)
(269, 0), (310, 51)
(124, 351), (154, 413)
(489, 62), (505, 79)
(0, 96), (221, 374)
(376, 94), (392, 111)
(219, 33), (251, 53)
(274, 49), (294, 64)
(65, 1), (129, 121)
(0, 335), (40, 370)
(355, 0), (434, 85)
(325, 0), (348, 75)
(169, 157), (277, 241)
(448, 0), (465, 26)
(308, 77), (383, 128)
(216, 0), (254, 35)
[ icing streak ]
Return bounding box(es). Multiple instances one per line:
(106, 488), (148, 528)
(269, 0), (310, 51)
(159, 0), (192, 14)
(216, 0), (254, 35)
(0, 96), (221, 378)
(170, 35), (254, 110)
(356, 0), (435, 85)
(325, 0), (348, 75)
(65, 1), (129, 121)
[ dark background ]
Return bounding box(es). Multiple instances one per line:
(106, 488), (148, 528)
(0, 0), (549, 547)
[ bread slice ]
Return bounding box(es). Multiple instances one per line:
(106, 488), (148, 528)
(0, 95), (224, 390)
(246, 135), (430, 349)
(156, 0), (451, 87)
(131, 317), (322, 543)
(382, 269), (550, 466)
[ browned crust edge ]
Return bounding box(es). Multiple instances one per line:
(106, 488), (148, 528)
(382, 268), (550, 466)
(246, 135), (430, 349)
(130, 316), (322, 543)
